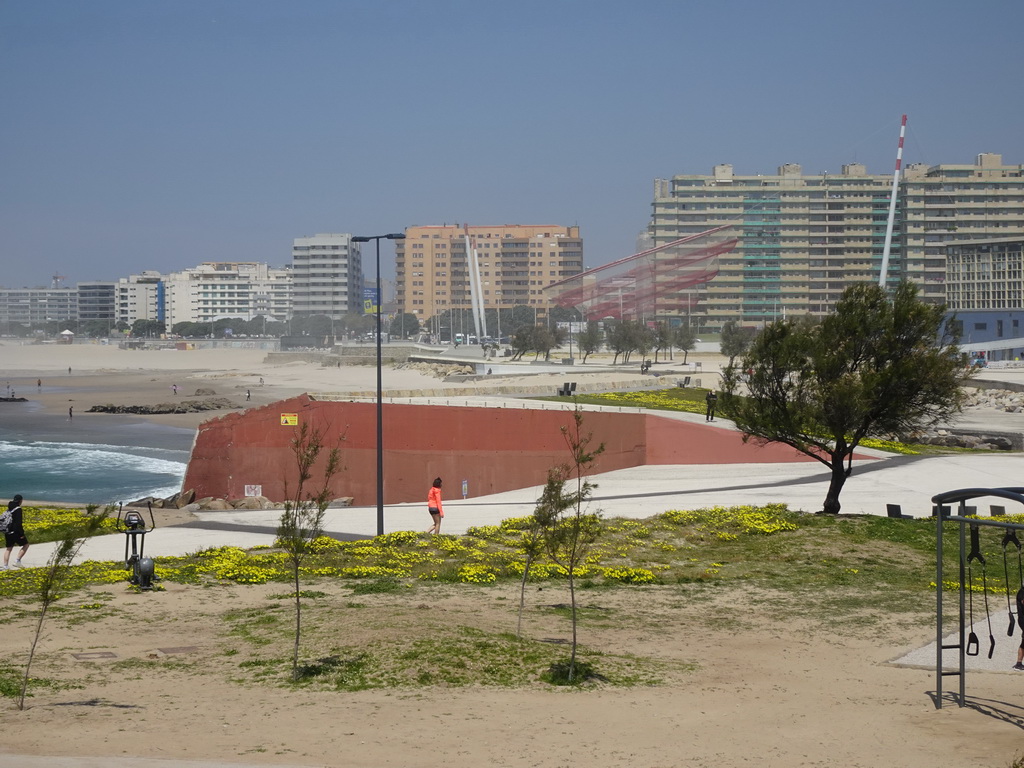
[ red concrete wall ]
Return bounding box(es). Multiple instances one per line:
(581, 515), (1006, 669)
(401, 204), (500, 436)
(182, 394), (817, 505)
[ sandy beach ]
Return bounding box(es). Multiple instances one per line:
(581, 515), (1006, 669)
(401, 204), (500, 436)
(0, 340), (692, 431)
(3, 339), (1024, 768)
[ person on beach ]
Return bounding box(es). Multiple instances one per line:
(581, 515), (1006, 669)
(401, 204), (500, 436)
(3, 494), (29, 569)
(37, 378), (41, 389)
(68, 406), (73, 420)
(705, 390), (718, 422)
(172, 384), (178, 395)
(426, 477), (444, 535)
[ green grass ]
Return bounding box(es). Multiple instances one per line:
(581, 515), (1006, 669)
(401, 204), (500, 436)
(231, 625), (679, 691)
(540, 387), (1009, 457)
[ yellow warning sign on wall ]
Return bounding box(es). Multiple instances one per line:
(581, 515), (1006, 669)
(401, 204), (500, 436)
(280, 413), (298, 426)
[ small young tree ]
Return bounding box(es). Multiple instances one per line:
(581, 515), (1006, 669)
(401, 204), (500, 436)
(277, 421), (343, 681)
(19, 506), (109, 710)
(653, 322), (673, 363)
(634, 324), (654, 363)
(533, 407), (605, 682)
(674, 325), (697, 364)
(575, 322), (602, 364)
(533, 326), (561, 361)
(606, 321), (637, 365)
(509, 327), (535, 361)
(721, 281), (969, 515)
(516, 515), (545, 639)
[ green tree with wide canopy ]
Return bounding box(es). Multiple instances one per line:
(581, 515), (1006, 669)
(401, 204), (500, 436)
(720, 281), (969, 515)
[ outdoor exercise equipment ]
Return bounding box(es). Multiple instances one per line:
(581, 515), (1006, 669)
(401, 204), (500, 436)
(932, 487), (1024, 709)
(117, 502), (157, 590)
(963, 524), (995, 659)
(1000, 528), (1022, 636)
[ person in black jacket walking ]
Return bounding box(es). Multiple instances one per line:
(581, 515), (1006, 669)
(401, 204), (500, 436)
(3, 494), (29, 569)
(705, 391), (718, 422)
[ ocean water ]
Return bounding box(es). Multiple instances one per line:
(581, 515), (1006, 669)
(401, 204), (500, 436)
(0, 439), (188, 505)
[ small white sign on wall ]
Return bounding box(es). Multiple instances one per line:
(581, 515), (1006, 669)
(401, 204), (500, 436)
(244, 484), (262, 497)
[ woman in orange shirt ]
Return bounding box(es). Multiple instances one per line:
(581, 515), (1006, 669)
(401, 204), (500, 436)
(426, 477), (444, 534)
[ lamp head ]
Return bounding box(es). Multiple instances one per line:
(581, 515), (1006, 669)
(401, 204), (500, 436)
(351, 236), (371, 243)
(385, 233), (406, 240)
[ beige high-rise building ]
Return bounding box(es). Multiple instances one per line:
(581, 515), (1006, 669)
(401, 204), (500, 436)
(651, 153), (1024, 330)
(395, 224), (584, 323)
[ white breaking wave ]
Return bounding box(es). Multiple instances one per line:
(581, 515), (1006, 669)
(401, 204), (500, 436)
(0, 439), (188, 504)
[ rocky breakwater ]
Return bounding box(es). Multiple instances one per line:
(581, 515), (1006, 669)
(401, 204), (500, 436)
(963, 387), (1024, 413)
(127, 487), (355, 512)
(901, 386), (1024, 451)
(88, 397), (238, 415)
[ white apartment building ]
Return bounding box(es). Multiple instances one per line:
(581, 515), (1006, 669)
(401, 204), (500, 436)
(162, 262), (291, 327)
(117, 263), (291, 327)
(290, 233), (363, 318)
(117, 272), (164, 326)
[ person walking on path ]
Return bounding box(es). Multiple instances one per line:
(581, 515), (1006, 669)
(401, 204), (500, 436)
(246, 389), (251, 401)
(172, 384), (178, 395)
(68, 406), (73, 420)
(705, 390), (718, 422)
(2, 494), (29, 569)
(1015, 587), (1024, 671)
(426, 477), (444, 535)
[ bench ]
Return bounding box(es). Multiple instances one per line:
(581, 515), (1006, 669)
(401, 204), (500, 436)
(886, 504), (909, 519)
(557, 382), (577, 397)
(678, 376), (692, 388)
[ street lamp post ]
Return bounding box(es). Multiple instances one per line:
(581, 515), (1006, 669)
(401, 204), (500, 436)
(352, 233), (406, 536)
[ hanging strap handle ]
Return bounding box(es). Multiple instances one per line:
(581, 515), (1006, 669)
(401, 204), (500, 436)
(967, 524), (985, 565)
(1003, 529), (1022, 553)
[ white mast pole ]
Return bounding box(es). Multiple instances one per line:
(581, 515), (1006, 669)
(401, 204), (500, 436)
(464, 229), (483, 341)
(878, 114), (907, 288)
(473, 243), (487, 339)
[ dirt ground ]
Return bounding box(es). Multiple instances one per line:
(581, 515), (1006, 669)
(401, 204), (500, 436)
(2, 578), (1023, 768)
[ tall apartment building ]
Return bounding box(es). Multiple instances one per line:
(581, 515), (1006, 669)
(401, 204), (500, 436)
(290, 233), (363, 318)
(902, 154), (1024, 303)
(395, 224), (584, 321)
(651, 153), (1024, 329)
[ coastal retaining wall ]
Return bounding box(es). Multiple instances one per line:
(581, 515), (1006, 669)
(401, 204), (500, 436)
(183, 394), (814, 505)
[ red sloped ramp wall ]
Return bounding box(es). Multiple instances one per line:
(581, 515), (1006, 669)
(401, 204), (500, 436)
(182, 395), (818, 505)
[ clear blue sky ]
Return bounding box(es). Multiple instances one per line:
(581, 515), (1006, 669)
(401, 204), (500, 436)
(2, 0), (1021, 289)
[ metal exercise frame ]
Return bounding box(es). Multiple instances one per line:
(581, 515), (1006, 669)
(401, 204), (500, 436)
(932, 487), (1024, 709)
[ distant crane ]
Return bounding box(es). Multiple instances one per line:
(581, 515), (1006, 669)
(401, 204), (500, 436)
(51, 273), (67, 289)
